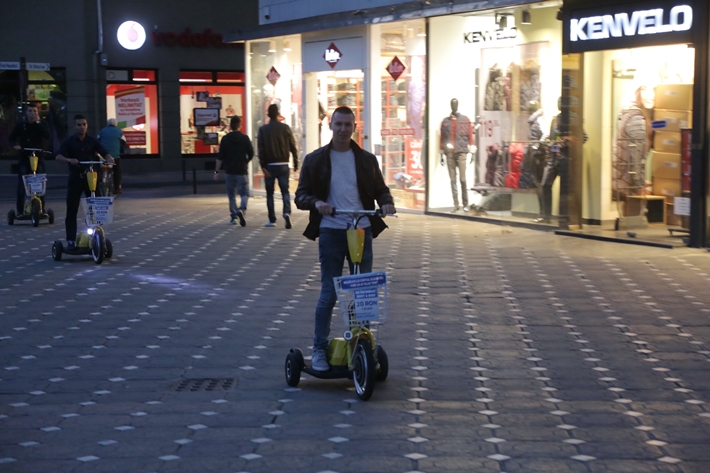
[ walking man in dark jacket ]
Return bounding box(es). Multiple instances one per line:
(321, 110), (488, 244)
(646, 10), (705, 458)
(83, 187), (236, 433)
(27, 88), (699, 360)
(257, 104), (299, 228)
(215, 116), (254, 226)
(295, 106), (395, 371)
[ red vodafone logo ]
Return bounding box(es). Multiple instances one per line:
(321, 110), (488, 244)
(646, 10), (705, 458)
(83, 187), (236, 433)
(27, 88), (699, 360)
(323, 43), (342, 69)
(386, 56), (406, 80)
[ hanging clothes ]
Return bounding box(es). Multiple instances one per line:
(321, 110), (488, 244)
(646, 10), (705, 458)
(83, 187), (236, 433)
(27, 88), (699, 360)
(519, 61), (541, 112)
(484, 65), (507, 111)
(613, 106), (650, 199)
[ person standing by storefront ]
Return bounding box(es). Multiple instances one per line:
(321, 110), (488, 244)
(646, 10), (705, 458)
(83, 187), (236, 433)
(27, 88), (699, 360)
(257, 103), (299, 228)
(214, 116), (254, 226)
(9, 103), (50, 215)
(98, 118), (124, 194)
(56, 115), (115, 250)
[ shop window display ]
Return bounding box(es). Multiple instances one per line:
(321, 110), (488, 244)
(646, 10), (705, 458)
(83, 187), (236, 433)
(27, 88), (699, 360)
(606, 45), (695, 231)
(377, 20), (426, 210)
(179, 70), (245, 155)
(248, 37), (302, 190)
(0, 68), (68, 156)
(106, 69), (159, 155)
(428, 7), (562, 221)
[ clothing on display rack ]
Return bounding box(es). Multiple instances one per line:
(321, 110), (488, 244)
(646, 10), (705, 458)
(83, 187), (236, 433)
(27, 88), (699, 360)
(612, 105), (651, 200)
(520, 61), (541, 112)
(484, 65), (507, 111)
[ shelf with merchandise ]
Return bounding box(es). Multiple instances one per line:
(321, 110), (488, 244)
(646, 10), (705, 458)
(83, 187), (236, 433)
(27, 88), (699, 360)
(380, 76), (409, 184)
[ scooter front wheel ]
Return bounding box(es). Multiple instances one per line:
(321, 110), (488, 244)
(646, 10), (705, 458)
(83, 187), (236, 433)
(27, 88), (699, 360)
(353, 339), (376, 401)
(91, 228), (105, 264)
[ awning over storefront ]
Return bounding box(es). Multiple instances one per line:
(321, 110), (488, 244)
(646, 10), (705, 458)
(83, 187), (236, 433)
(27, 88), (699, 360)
(223, 0), (541, 42)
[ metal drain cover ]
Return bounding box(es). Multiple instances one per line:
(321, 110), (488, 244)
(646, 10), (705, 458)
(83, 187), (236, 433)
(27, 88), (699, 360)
(173, 378), (237, 392)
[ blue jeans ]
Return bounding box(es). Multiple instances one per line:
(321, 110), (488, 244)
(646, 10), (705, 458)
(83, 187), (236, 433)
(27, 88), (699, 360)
(314, 227), (373, 351)
(225, 173), (249, 218)
(264, 164), (291, 223)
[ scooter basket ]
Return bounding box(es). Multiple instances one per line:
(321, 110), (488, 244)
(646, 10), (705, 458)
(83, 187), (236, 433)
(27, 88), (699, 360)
(81, 196), (115, 226)
(334, 271), (388, 329)
(22, 174), (47, 196)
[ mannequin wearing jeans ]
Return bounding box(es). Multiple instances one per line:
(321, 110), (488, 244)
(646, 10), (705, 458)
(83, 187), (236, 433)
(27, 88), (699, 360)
(440, 98), (474, 212)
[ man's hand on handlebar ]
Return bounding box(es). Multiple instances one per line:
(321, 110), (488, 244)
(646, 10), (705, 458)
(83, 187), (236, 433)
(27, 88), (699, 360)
(315, 200), (333, 216)
(380, 204), (396, 217)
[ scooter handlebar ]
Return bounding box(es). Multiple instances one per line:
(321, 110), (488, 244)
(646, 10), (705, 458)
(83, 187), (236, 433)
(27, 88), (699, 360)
(331, 208), (397, 218)
(22, 148), (52, 154)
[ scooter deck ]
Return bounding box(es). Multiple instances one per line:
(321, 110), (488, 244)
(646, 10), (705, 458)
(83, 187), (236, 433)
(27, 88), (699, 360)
(302, 365), (351, 379)
(63, 247), (92, 256)
(13, 213), (50, 221)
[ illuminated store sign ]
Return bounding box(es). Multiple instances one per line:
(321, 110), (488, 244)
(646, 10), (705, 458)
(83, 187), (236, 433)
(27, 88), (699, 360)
(570, 5), (692, 41)
(564, 2), (695, 53)
(117, 21), (147, 50)
(464, 28), (517, 43)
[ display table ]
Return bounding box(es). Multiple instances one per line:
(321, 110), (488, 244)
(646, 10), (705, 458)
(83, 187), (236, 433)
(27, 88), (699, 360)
(624, 195), (666, 223)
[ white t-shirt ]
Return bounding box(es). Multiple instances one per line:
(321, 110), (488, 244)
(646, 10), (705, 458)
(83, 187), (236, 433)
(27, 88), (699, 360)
(320, 148), (370, 230)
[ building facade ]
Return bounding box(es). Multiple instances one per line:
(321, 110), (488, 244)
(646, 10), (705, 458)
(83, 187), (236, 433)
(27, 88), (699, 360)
(226, 0), (710, 247)
(0, 0), (258, 174)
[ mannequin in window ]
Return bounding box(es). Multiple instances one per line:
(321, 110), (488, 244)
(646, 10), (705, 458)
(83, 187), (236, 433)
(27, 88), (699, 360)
(440, 98), (475, 212)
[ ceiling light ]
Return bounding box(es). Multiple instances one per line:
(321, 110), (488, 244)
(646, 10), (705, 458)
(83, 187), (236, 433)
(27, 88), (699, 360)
(497, 14), (508, 29)
(417, 25), (426, 37)
(268, 40), (276, 53)
(522, 10), (531, 25)
(283, 40), (292, 52)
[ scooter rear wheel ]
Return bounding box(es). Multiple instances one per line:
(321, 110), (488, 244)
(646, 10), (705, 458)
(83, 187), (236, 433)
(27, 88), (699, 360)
(105, 238), (113, 259)
(7, 210), (15, 225)
(285, 349), (304, 387)
(30, 200), (41, 227)
(52, 241), (63, 261)
(353, 339), (376, 401)
(376, 345), (389, 382)
(47, 208), (54, 224)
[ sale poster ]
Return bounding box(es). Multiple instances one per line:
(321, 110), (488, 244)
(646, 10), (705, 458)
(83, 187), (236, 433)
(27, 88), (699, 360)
(115, 87), (146, 128)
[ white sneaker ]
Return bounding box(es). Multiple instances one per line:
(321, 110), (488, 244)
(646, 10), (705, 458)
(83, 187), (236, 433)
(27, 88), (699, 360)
(264, 221), (276, 227)
(311, 350), (329, 371)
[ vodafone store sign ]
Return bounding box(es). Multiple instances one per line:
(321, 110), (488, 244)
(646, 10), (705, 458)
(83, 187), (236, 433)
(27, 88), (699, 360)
(117, 21), (146, 50)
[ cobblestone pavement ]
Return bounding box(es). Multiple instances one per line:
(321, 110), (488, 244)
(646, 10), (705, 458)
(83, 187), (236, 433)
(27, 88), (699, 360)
(1, 190), (710, 473)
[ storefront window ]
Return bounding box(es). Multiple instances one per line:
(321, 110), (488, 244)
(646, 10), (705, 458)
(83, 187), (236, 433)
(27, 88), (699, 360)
(106, 69), (159, 155)
(248, 36), (302, 189)
(374, 20), (426, 210)
(598, 45), (695, 232)
(0, 68), (68, 156)
(179, 70), (245, 155)
(428, 5), (562, 220)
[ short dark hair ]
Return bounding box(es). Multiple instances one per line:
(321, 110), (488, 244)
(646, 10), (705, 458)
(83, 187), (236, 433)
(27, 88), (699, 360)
(26, 103), (39, 109)
(74, 114), (87, 122)
(331, 106), (354, 120)
(267, 104), (279, 119)
(230, 116), (241, 130)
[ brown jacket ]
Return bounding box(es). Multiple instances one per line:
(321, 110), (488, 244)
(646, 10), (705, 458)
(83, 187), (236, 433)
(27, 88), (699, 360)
(295, 140), (393, 240)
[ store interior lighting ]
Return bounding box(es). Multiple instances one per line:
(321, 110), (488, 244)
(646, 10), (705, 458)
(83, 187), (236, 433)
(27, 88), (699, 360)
(283, 40), (292, 52)
(522, 10), (531, 25)
(417, 25), (426, 37)
(268, 40), (276, 52)
(496, 13), (508, 29)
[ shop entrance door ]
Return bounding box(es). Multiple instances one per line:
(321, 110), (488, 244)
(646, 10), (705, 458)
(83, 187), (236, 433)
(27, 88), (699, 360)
(304, 69), (364, 153)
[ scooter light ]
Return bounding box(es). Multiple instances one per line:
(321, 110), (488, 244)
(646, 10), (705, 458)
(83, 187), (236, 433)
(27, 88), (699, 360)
(87, 228), (94, 235)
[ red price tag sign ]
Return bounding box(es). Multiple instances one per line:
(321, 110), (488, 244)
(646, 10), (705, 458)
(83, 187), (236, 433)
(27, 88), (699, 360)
(386, 56), (406, 81)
